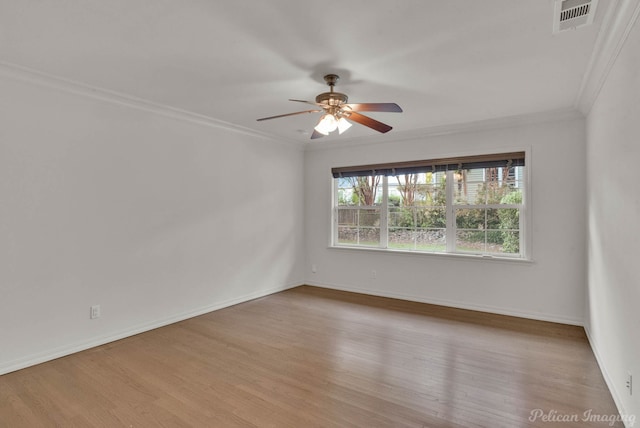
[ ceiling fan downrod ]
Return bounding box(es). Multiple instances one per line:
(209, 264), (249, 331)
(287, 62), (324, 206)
(324, 74), (339, 90)
(316, 74), (348, 106)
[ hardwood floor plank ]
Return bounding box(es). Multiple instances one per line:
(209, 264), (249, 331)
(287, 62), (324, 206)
(0, 285), (623, 427)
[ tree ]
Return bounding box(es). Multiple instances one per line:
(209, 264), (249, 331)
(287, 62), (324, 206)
(395, 174), (419, 206)
(348, 176), (381, 206)
(422, 174), (447, 228)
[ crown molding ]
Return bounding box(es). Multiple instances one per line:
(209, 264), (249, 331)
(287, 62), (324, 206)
(0, 61), (302, 149)
(0, 52), (594, 153)
(575, 0), (640, 114)
(304, 107), (584, 152)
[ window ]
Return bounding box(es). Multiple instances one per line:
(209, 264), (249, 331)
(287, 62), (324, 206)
(332, 152), (527, 258)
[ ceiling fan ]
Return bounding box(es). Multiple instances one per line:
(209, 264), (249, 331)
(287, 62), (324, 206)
(257, 74), (402, 139)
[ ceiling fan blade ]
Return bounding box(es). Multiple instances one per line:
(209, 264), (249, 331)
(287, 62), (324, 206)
(289, 99), (324, 107)
(344, 103), (403, 113)
(256, 110), (321, 121)
(310, 130), (325, 139)
(346, 111), (393, 133)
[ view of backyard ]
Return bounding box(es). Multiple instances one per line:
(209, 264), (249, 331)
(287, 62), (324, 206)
(335, 166), (523, 256)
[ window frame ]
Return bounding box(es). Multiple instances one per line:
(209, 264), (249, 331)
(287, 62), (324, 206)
(330, 150), (530, 261)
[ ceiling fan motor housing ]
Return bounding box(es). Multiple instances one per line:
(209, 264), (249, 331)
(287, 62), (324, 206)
(315, 91), (348, 106)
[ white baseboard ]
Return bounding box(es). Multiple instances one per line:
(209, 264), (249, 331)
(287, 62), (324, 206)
(583, 326), (634, 427)
(305, 280), (584, 326)
(0, 282), (301, 376)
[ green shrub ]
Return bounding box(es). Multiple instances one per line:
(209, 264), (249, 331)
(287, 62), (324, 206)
(499, 191), (522, 253)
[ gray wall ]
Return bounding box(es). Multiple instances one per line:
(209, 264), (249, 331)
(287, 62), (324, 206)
(0, 75), (306, 374)
(304, 117), (587, 324)
(585, 12), (640, 421)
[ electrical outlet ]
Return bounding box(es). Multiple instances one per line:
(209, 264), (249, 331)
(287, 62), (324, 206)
(311, 264), (317, 273)
(626, 372), (633, 395)
(90, 305), (101, 319)
(372, 270), (377, 278)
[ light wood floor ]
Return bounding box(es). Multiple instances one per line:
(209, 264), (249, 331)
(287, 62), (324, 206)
(0, 286), (622, 427)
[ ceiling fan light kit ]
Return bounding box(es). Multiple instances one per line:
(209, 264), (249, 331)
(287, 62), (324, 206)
(257, 74), (402, 139)
(314, 114), (352, 135)
(314, 114), (336, 135)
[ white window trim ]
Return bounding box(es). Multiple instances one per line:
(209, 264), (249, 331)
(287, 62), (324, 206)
(330, 148), (532, 262)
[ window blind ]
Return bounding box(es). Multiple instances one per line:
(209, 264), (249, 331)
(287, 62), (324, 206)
(331, 152), (525, 178)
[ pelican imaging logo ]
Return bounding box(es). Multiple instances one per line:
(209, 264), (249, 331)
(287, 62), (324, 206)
(528, 409), (636, 426)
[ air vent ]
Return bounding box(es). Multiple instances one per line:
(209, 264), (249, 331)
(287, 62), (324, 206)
(553, 0), (598, 33)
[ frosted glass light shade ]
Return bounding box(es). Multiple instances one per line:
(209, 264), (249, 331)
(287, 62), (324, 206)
(337, 117), (352, 134)
(314, 114), (338, 135)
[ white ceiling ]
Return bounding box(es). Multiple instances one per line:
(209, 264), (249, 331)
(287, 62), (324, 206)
(0, 1), (609, 144)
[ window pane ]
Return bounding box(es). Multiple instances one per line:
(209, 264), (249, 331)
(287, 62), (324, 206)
(422, 207), (446, 228)
(388, 228), (446, 252)
(337, 178), (356, 206)
(498, 188), (523, 205)
(456, 208), (485, 229)
(337, 209), (357, 226)
(497, 208), (519, 229)
(454, 169), (481, 204)
(357, 227), (380, 246)
(388, 227), (415, 249)
(456, 230), (486, 253)
(337, 226), (358, 245)
(337, 208), (380, 227)
(486, 208), (500, 229)
(336, 208), (380, 247)
(499, 230), (520, 254)
(454, 167), (524, 205)
(455, 230), (520, 255)
(337, 226), (380, 246)
(359, 209), (379, 227)
(388, 207), (415, 228)
(338, 176), (383, 206)
(415, 228), (446, 252)
(423, 172), (446, 206)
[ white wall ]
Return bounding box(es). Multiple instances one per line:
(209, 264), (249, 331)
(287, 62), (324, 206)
(585, 13), (640, 420)
(0, 75), (305, 374)
(305, 117), (586, 324)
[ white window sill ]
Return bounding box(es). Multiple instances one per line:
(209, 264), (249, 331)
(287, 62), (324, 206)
(328, 245), (534, 264)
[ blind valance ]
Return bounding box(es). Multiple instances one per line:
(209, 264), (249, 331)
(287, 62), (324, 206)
(331, 152), (525, 178)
